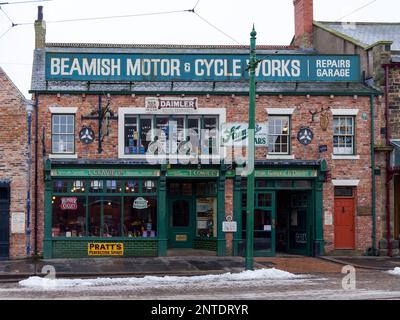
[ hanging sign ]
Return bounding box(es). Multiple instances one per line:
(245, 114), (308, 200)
(45, 53), (360, 82)
(221, 123), (268, 146)
(133, 197), (148, 210)
(297, 127), (314, 146)
(60, 197), (78, 210)
(79, 126), (95, 144)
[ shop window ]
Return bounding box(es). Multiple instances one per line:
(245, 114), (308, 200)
(103, 197), (122, 237)
(88, 197), (102, 237)
(196, 183), (206, 196)
(170, 117), (185, 155)
(106, 180), (121, 193)
(202, 117), (218, 156)
(53, 180), (68, 193)
(124, 197), (157, 237)
(196, 197), (217, 238)
(256, 180), (273, 188)
(142, 180), (157, 193)
(71, 180), (85, 193)
(334, 187), (354, 197)
(333, 116), (355, 155)
(51, 114), (75, 154)
(125, 180), (139, 193)
(89, 180), (104, 193)
(52, 196), (85, 237)
(268, 116), (290, 154)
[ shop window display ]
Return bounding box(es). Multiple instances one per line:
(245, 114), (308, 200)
(196, 197), (217, 238)
(103, 197), (122, 237)
(124, 197), (157, 237)
(88, 197), (102, 237)
(52, 196), (86, 237)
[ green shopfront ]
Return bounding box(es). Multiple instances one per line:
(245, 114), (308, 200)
(43, 159), (326, 259)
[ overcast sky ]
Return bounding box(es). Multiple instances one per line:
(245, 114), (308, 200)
(0, 0), (399, 98)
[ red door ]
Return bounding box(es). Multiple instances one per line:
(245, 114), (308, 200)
(334, 198), (355, 249)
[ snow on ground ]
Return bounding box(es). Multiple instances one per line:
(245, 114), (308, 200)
(388, 267), (400, 275)
(19, 268), (306, 289)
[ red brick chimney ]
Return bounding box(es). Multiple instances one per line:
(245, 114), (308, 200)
(293, 0), (314, 48)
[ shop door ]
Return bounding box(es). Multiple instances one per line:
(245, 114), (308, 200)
(169, 198), (194, 248)
(0, 186), (10, 259)
(334, 197), (355, 249)
(254, 192), (276, 256)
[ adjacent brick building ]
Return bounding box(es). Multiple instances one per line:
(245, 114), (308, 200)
(0, 67), (29, 259)
(291, 0), (400, 255)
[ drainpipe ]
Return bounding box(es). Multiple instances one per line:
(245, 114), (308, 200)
(34, 95), (39, 257)
(371, 94), (377, 254)
(384, 65), (392, 256)
(25, 101), (34, 256)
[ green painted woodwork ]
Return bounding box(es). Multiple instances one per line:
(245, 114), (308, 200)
(158, 168), (167, 256)
(168, 197), (195, 248)
(194, 238), (217, 251)
(52, 239), (158, 258)
(217, 168), (226, 256)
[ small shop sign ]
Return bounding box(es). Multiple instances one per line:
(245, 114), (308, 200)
(255, 169), (318, 178)
(133, 197), (148, 210)
(175, 234), (188, 242)
(166, 169), (219, 177)
(145, 97), (198, 113)
(222, 215), (237, 233)
(60, 197), (78, 210)
(51, 168), (160, 177)
(221, 123), (268, 146)
(88, 243), (124, 256)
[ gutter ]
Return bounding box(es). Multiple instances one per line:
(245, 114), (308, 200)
(371, 94), (377, 255)
(34, 95), (39, 257)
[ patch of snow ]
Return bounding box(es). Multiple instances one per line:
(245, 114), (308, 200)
(19, 268), (304, 289)
(388, 267), (400, 275)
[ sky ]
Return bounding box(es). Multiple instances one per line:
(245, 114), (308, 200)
(0, 0), (399, 98)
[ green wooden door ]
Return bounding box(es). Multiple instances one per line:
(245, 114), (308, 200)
(253, 191), (276, 257)
(168, 198), (194, 248)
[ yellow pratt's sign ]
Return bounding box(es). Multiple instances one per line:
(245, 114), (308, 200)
(88, 243), (124, 256)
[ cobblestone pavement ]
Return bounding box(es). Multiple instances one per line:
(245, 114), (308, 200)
(0, 268), (399, 300)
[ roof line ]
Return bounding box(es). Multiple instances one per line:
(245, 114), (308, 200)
(0, 66), (27, 102)
(316, 21), (400, 26)
(45, 42), (297, 50)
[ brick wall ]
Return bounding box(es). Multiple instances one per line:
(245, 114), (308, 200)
(33, 93), (380, 254)
(0, 67), (28, 258)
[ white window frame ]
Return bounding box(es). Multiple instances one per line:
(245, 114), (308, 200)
(118, 107), (226, 161)
(267, 115), (291, 156)
(332, 114), (357, 158)
(49, 107), (78, 159)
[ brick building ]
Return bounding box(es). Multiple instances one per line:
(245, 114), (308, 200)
(292, 0), (399, 255)
(30, 6), (381, 259)
(0, 67), (30, 259)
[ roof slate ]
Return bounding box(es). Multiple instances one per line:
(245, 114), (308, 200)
(315, 21), (400, 50)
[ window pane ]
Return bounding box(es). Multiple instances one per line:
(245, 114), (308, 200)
(168, 183), (180, 196)
(182, 183), (192, 196)
(53, 180), (68, 193)
(125, 180), (139, 193)
(335, 187), (353, 197)
(89, 180), (103, 193)
(124, 197), (157, 237)
(103, 197), (121, 237)
(172, 200), (189, 227)
(142, 180), (157, 193)
(124, 116), (138, 154)
(140, 118), (152, 154)
(52, 196), (86, 237)
(88, 197), (101, 237)
(71, 180), (85, 193)
(106, 180), (121, 193)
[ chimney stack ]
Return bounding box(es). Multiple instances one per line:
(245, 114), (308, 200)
(34, 6), (46, 49)
(293, 0), (314, 48)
